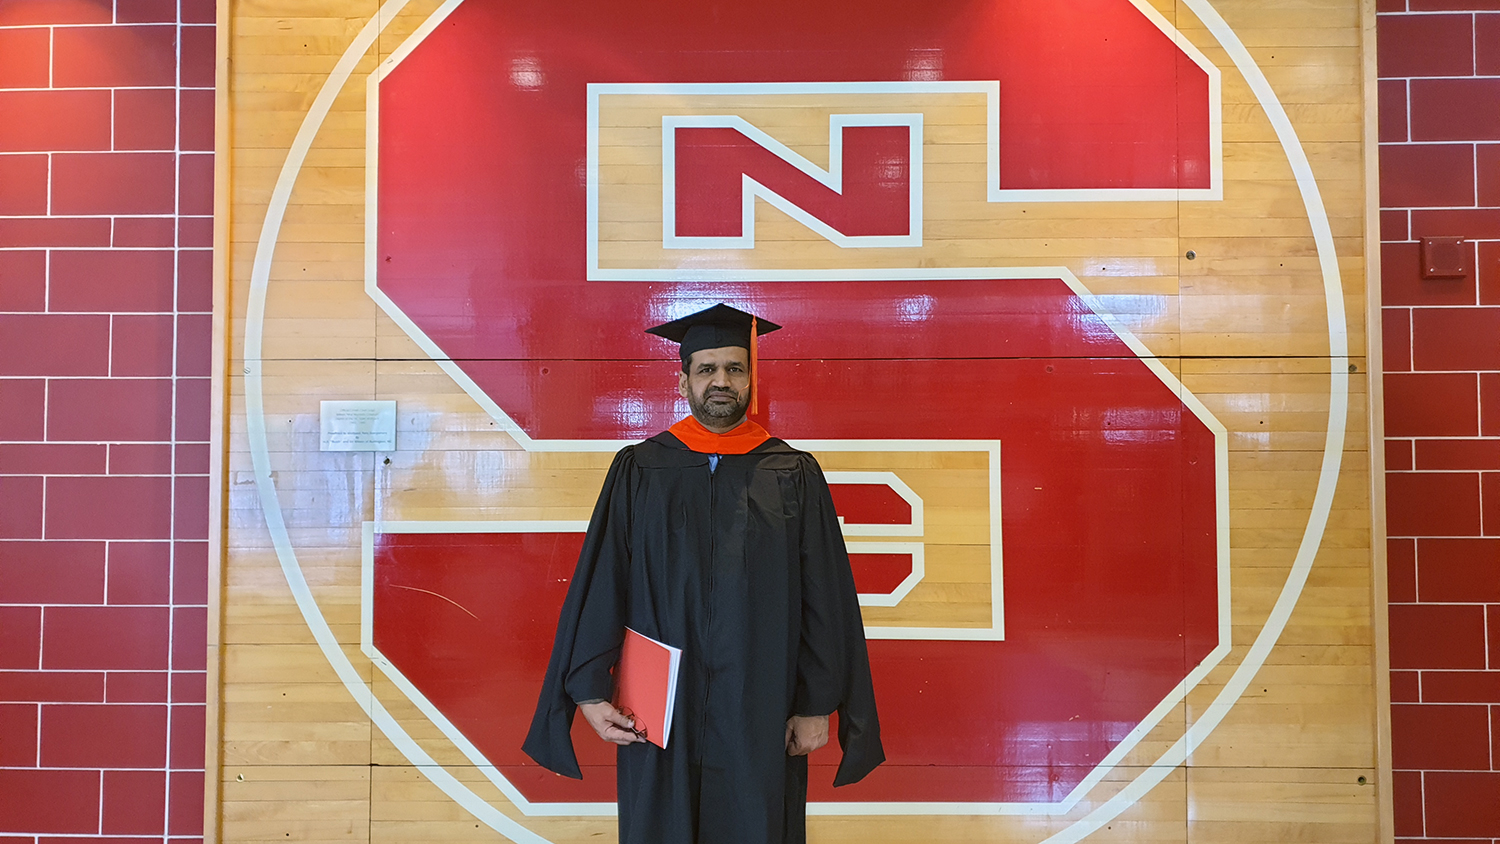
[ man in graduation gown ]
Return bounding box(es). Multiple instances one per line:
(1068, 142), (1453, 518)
(523, 303), (883, 844)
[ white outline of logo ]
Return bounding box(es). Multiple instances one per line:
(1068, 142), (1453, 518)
(240, 0), (1351, 841)
(585, 76), (1223, 281)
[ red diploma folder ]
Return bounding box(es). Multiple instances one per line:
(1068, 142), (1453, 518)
(612, 627), (682, 749)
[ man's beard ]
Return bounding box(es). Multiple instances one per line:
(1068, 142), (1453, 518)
(688, 385), (749, 427)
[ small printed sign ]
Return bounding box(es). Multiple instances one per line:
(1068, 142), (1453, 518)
(319, 400), (397, 451)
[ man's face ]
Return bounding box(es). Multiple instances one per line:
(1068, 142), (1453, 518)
(678, 346), (751, 432)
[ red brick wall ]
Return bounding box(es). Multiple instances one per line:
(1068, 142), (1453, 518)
(0, 0), (213, 839)
(1380, 0), (1500, 837)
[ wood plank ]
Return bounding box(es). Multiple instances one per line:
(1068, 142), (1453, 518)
(217, 0), (1381, 840)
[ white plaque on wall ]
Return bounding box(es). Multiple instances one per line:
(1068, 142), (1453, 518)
(319, 400), (397, 451)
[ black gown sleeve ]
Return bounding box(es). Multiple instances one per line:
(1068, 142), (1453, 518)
(793, 457), (885, 786)
(522, 446), (635, 778)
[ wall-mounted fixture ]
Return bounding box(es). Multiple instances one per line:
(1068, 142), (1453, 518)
(1420, 236), (1467, 279)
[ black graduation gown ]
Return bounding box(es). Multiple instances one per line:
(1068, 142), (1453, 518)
(523, 432), (883, 844)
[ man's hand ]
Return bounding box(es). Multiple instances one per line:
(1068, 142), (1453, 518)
(785, 714), (829, 756)
(579, 701), (646, 745)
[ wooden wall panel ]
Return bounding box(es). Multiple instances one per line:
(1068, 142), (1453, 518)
(218, 0), (1384, 841)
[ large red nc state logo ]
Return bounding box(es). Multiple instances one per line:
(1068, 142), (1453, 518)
(365, 0), (1225, 813)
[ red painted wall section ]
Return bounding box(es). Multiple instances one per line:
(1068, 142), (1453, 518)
(0, 0), (213, 840)
(1380, 0), (1500, 838)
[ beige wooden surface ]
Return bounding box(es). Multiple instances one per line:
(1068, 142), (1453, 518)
(1359, 0), (1396, 834)
(215, 0), (1384, 841)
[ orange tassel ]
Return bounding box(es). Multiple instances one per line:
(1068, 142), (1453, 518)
(750, 316), (759, 415)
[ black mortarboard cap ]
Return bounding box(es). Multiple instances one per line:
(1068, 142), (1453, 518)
(645, 303), (781, 363)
